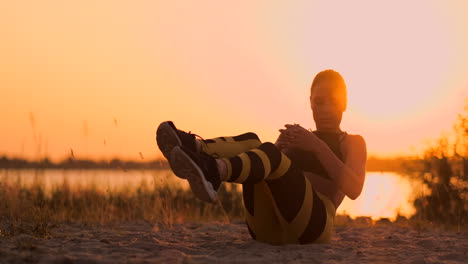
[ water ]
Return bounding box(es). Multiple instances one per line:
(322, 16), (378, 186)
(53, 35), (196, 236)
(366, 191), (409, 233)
(337, 172), (423, 220)
(0, 169), (187, 193)
(0, 169), (421, 220)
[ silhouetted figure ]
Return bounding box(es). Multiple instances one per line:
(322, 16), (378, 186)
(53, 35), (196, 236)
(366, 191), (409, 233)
(156, 70), (367, 244)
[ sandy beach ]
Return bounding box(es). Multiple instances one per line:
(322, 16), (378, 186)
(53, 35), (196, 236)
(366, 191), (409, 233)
(1, 220), (466, 264)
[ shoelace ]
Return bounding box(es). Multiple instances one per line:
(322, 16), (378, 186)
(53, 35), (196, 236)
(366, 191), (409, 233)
(188, 131), (223, 159)
(187, 131), (205, 141)
(187, 131), (222, 157)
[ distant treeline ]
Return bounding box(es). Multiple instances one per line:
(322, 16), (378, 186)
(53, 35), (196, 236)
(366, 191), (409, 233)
(0, 156), (169, 170)
(366, 156), (420, 172)
(1, 155), (415, 172)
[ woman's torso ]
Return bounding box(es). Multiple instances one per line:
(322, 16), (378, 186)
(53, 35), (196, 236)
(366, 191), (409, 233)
(283, 131), (349, 209)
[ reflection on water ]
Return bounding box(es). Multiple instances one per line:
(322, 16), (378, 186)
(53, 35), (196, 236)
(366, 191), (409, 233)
(337, 172), (423, 220)
(0, 169), (420, 220)
(0, 169), (189, 193)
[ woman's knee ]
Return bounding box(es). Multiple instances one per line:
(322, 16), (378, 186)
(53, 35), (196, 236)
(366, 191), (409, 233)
(257, 142), (283, 169)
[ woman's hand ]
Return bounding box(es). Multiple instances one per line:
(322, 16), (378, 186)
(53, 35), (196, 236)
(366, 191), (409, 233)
(278, 124), (324, 153)
(278, 124), (367, 200)
(274, 127), (291, 150)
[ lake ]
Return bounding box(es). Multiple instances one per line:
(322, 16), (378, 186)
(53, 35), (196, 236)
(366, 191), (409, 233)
(0, 169), (422, 220)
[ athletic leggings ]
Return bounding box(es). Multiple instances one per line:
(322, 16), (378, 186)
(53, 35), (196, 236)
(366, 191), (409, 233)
(198, 132), (336, 244)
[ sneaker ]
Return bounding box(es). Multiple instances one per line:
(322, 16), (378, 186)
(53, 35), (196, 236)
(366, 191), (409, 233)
(170, 145), (221, 203)
(156, 121), (198, 178)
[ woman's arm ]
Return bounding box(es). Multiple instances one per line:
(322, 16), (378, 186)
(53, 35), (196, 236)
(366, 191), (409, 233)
(311, 134), (367, 200)
(280, 125), (367, 200)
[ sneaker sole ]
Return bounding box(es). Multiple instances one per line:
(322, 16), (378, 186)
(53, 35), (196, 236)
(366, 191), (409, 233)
(170, 146), (217, 203)
(156, 122), (186, 178)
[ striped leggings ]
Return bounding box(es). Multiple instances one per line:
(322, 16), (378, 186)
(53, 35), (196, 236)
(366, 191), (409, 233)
(199, 132), (336, 244)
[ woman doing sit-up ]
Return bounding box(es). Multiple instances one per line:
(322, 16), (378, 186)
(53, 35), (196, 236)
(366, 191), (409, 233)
(156, 69), (367, 245)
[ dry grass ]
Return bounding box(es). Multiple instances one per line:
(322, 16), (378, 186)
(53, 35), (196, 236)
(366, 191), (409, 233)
(0, 177), (245, 238)
(1, 168), (466, 239)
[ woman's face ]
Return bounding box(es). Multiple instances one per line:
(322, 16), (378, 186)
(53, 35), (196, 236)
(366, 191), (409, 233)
(310, 80), (346, 132)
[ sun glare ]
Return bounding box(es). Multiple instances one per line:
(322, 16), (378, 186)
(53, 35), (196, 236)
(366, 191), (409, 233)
(337, 172), (419, 220)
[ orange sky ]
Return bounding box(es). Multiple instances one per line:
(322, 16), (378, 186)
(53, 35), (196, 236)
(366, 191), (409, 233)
(1, 1), (467, 161)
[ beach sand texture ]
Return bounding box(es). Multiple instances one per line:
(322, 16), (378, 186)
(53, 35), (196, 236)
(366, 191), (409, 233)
(1, 221), (466, 264)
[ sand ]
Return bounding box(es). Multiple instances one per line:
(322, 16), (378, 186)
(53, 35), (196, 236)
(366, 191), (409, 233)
(0, 220), (466, 264)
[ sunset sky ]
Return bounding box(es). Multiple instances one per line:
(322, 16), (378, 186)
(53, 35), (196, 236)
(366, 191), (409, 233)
(1, 0), (467, 161)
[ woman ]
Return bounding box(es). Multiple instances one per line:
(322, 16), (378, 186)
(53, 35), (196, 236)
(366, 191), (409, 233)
(156, 69), (367, 244)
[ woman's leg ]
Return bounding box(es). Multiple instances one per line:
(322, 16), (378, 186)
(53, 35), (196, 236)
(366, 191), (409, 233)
(157, 121), (262, 160)
(171, 141), (333, 244)
(198, 132), (262, 158)
(156, 121), (262, 180)
(220, 142), (331, 244)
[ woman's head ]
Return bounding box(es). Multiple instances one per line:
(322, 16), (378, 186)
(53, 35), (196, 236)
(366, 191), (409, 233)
(310, 69), (347, 132)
